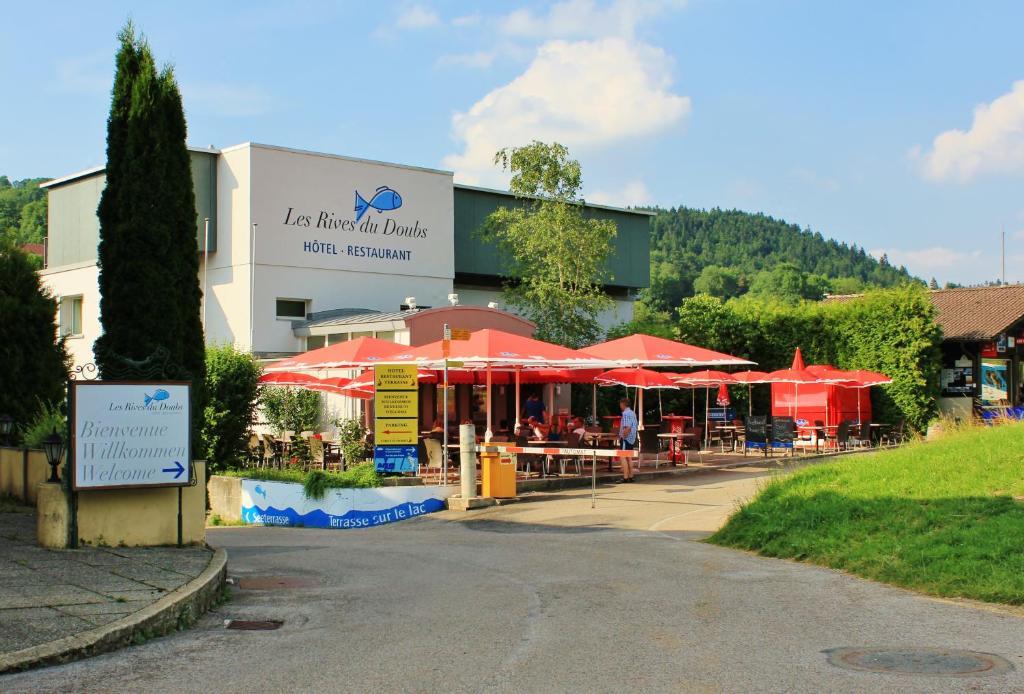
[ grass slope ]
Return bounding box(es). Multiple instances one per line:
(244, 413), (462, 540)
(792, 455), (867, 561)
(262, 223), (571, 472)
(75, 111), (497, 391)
(709, 424), (1024, 604)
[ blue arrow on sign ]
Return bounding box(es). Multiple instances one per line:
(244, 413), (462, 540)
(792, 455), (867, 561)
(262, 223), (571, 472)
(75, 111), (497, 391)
(162, 461), (185, 479)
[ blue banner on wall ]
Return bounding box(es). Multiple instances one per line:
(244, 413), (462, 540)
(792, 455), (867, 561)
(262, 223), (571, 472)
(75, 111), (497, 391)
(374, 445), (418, 473)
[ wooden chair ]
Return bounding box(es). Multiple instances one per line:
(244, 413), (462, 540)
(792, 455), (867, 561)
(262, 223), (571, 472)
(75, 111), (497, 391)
(308, 437), (326, 471)
(261, 433), (281, 467)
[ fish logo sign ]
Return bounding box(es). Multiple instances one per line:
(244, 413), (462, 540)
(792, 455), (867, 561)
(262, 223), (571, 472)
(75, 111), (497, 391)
(254, 485), (268, 500)
(144, 389), (170, 407)
(354, 186), (402, 222)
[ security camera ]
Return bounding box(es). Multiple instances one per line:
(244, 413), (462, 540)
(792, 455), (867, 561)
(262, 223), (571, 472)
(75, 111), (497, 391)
(448, 293), (459, 306)
(404, 297), (417, 309)
(487, 301), (499, 309)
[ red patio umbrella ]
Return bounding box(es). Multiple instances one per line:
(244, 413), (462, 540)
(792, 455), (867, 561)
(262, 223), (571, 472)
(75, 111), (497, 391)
(595, 368), (680, 432)
(715, 384), (731, 407)
(379, 329), (611, 442)
(766, 366), (819, 421)
(791, 347), (807, 370)
(731, 370), (772, 418)
(583, 333), (755, 367)
(264, 336), (407, 371)
(258, 371), (324, 386)
(840, 369), (892, 428)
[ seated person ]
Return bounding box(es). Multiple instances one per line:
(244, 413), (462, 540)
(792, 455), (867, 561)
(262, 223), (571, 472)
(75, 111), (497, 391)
(430, 418), (444, 433)
(547, 420), (562, 442)
(526, 416), (550, 440)
(570, 416), (592, 443)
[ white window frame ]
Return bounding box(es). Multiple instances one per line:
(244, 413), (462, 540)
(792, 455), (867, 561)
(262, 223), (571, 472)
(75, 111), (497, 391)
(59, 295), (84, 339)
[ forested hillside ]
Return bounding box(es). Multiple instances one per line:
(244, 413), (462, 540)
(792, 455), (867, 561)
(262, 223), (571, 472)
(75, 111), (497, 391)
(643, 207), (917, 309)
(0, 176), (49, 246)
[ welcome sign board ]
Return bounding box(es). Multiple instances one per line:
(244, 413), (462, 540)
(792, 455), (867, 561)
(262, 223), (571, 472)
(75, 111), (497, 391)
(71, 381), (191, 490)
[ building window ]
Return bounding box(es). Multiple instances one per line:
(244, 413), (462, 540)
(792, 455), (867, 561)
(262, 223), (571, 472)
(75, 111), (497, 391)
(375, 330), (395, 342)
(276, 299), (308, 319)
(59, 296), (83, 337)
(351, 330), (373, 340)
(307, 335), (326, 350)
(327, 333), (349, 346)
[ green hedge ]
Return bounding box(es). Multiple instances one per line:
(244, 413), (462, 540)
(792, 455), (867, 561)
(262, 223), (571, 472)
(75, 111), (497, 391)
(675, 285), (942, 431)
(221, 462), (382, 498)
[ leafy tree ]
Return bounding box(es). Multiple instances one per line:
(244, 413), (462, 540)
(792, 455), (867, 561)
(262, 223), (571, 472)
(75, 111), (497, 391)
(928, 277), (939, 290)
(0, 177), (49, 246)
(645, 207), (917, 311)
(260, 387), (322, 436)
(478, 141), (616, 347)
(0, 241), (70, 441)
(693, 265), (743, 298)
(605, 301), (676, 340)
(17, 199), (47, 245)
(202, 345), (262, 472)
(93, 23), (206, 452)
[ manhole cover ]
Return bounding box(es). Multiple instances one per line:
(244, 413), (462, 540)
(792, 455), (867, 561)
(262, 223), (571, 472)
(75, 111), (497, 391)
(226, 619), (284, 631)
(826, 647), (1014, 677)
(237, 576), (318, 590)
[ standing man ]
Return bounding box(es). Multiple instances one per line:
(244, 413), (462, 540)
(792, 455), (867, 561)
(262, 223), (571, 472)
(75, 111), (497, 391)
(618, 397), (638, 483)
(523, 391), (546, 424)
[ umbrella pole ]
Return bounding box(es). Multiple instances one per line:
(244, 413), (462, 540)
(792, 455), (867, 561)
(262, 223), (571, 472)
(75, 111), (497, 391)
(748, 384), (752, 419)
(704, 387), (709, 449)
(591, 382), (597, 426)
(658, 389), (663, 420)
(485, 364), (493, 442)
(515, 367), (522, 435)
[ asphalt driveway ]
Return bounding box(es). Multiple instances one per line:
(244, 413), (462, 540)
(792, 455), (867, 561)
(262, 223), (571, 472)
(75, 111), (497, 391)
(5, 467), (1022, 693)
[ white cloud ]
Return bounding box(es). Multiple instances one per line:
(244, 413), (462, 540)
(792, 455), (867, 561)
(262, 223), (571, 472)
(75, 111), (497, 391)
(451, 14), (481, 27)
(499, 0), (684, 40)
(916, 80), (1024, 183)
(442, 37), (690, 185)
(1011, 228), (1024, 241)
(396, 3), (441, 29)
(870, 247), (983, 271)
(587, 180), (654, 207)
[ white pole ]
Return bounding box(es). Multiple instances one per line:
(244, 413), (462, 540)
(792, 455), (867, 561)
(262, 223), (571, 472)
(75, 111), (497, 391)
(459, 423), (476, 500)
(591, 449), (597, 509)
(704, 387), (710, 449)
(443, 323), (449, 486)
(249, 223), (257, 353)
(591, 382), (597, 425)
(515, 367), (522, 435)
(485, 363), (493, 442)
(202, 217), (210, 333)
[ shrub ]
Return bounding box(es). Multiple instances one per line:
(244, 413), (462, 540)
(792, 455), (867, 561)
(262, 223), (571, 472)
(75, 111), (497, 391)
(21, 401), (67, 448)
(201, 345), (262, 473)
(303, 463), (382, 500)
(334, 418), (368, 467)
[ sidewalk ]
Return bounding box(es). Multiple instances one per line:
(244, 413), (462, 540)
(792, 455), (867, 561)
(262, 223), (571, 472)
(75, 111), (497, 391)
(0, 501), (225, 673)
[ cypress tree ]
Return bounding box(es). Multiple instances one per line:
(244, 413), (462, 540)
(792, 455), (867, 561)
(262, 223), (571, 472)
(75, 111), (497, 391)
(0, 241), (70, 435)
(94, 23), (206, 450)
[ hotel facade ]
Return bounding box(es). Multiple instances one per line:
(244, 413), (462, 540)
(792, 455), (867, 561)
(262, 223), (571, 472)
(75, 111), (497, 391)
(40, 142), (652, 371)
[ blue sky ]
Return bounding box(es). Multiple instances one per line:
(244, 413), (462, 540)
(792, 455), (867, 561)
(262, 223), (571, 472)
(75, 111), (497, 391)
(3, 0), (1023, 285)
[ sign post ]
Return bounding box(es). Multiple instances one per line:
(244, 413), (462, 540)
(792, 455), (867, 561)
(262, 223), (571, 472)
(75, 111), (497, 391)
(373, 364), (419, 474)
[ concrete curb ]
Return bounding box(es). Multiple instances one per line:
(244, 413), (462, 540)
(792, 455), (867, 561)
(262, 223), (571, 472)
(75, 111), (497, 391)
(0, 548), (228, 675)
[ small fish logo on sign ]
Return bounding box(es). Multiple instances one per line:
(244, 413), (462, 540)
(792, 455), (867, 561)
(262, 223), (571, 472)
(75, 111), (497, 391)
(354, 186), (402, 222)
(144, 389), (170, 407)
(254, 485), (267, 500)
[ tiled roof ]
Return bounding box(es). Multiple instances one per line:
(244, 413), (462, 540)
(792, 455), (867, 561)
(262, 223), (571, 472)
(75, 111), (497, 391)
(929, 285), (1024, 340)
(19, 243), (44, 256)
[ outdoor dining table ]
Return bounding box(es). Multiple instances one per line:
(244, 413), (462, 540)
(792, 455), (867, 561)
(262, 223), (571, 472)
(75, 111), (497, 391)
(656, 431), (695, 464)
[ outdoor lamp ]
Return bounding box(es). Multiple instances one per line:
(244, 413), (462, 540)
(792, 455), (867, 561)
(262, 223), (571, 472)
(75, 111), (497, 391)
(0, 414), (13, 441)
(42, 430), (65, 483)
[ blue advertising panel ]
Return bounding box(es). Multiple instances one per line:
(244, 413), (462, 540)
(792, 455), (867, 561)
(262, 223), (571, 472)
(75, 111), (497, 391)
(374, 444), (418, 473)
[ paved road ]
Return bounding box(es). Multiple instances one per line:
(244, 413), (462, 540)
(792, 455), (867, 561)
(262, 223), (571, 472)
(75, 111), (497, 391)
(5, 466), (1023, 693)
